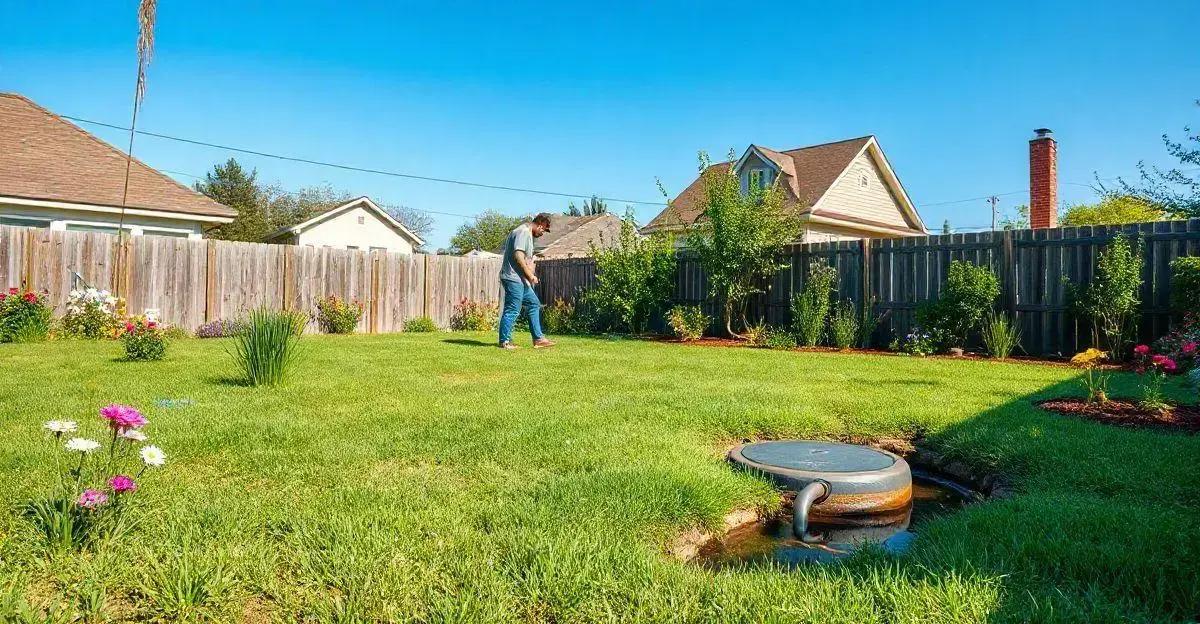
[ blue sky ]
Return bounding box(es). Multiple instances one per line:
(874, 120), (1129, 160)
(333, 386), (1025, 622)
(3, 1), (1198, 248)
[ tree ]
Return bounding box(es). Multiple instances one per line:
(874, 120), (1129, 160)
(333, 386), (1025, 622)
(566, 196), (608, 217)
(449, 210), (526, 254)
(1108, 100), (1200, 217)
(383, 205), (434, 242)
(682, 150), (800, 337)
(941, 219), (952, 234)
(1068, 234), (1143, 359)
(584, 212), (676, 334)
(195, 159), (268, 242)
(1060, 195), (1167, 227)
(1000, 205), (1030, 230)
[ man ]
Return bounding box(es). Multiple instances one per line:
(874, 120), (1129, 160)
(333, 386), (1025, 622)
(498, 213), (555, 349)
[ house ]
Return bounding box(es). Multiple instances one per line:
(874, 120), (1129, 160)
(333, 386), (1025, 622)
(463, 249), (502, 259)
(534, 213), (624, 259)
(264, 196), (424, 253)
(0, 92), (235, 238)
(642, 136), (927, 242)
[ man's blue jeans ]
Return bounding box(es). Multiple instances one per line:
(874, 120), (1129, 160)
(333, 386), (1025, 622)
(499, 278), (545, 344)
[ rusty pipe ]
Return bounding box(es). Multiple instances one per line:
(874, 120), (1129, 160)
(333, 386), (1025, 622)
(792, 479), (830, 538)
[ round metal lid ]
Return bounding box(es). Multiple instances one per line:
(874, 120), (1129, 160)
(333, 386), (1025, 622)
(740, 440), (897, 473)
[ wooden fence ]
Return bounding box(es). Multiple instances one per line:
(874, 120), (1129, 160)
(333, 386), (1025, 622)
(0, 225), (502, 332)
(535, 219), (1200, 357)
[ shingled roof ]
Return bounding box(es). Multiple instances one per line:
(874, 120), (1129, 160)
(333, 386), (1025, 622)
(534, 213), (624, 258)
(0, 93), (235, 218)
(644, 136), (912, 232)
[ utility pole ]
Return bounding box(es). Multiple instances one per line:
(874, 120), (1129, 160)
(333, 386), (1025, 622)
(988, 195), (1000, 231)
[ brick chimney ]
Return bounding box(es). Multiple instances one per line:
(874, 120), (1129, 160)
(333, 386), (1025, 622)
(1029, 128), (1057, 229)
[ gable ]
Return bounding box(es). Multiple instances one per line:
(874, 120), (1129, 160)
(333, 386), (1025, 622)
(297, 204), (415, 251)
(813, 150), (914, 229)
(734, 151), (779, 194)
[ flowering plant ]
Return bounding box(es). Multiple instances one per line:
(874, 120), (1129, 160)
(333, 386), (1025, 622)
(0, 287), (52, 342)
(890, 328), (936, 357)
(28, 403), (167, 551)
(121, 316), (167, 361)
(450, 298), (499, 332)
(196, 318), (244, 338)
(315, 295), (363, 334)
(1152, 313), (1200, 370)
(1134, 345), (1177, 413)
(1070, 348), (1110, 404)
(62, 287), (124, 339)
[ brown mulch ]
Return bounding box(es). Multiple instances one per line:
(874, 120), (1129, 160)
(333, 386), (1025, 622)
(1037, 398), (1200, 433)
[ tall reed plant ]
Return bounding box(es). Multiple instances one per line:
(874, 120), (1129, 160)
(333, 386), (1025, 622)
(229, 308), (305, 387)
(790, 262), (838, 346)
(981, 312), (1022, 359)
(828, 300), (860, 350)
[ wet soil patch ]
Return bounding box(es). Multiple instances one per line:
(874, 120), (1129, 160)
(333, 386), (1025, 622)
(1037, 398), (1200, 433)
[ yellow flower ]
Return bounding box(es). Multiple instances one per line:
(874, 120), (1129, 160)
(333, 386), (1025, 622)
(1070, 348), (1107, 368)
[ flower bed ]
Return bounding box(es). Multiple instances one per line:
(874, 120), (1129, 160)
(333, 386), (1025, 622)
(1036, 398), (1200, 433)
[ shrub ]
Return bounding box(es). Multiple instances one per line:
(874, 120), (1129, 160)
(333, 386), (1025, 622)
(585, 214), (676, 334)
(890, 328), (936, 357)
(230, 308), (305, 387)
(1070, 348), (1110, 404)
(1068, 234), (1142, 359)
(1152, 313), (1200, 368)
(121, 317), (167, 361)
(980, 312), (1022, 359)
(450, 299), (499, 331)
(403, 316), (437, 332)
(915, 261), (1000, 350)
(316, 295), (363, 334)
(28, 404), (167, 552)
(542, 298), (583, 335)
(1133, 345), (1177, 412)
(743, 320), (769, 347)
(667, 305), (710, 341)
(828, 300), (859, 350)
(791, 262), (838, 347)
(162, 325), (191, 340)
(196, 318), (243, 338)
(0, 287), (52, 343)
(1170, 256), (1200, 316)
(62, 288), (122, 339)
(763, 326), (796, 350)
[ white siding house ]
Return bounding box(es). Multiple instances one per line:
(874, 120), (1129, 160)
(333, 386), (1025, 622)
(265, 197), (424, 253)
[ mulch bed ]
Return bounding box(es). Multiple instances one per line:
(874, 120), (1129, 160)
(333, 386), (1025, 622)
(1037, 398), (1200, 433)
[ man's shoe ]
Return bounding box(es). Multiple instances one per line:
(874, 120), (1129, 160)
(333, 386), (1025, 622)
(533, 338), (556, 349)
(499, 341), (520, 350)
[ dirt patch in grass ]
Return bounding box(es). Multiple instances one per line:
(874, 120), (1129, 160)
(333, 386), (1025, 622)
(1038, 398), (1200, 433)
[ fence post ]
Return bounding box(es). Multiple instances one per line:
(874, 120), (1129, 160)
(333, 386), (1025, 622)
(1000, 230), (1016, 317)
(422, 254), (431, 318)
(369, 252), (381, 334)
(21, 228), (36, 290)
(860, 238), (871, 310)
(204, 240), (217, 322)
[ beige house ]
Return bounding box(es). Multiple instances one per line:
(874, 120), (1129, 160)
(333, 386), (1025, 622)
(642, 136), (926, 242)
(265, 196), (424, 253)
(0, 92), (235, 238)
(535, 213), (624, 259)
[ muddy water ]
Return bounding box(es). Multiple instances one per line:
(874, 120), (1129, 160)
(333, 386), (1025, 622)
(697, 473), (975, 568)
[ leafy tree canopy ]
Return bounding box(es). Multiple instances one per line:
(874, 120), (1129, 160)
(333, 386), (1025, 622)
(448, 210), (526, 254)
(566, 196), (608, 216)
(1106, 100), (1200, 218)
(1060, 195), (1167, 227)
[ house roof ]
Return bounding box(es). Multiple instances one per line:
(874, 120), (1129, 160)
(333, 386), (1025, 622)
(0, 92), (235, 220)
(264, 196), (425, 246)
(643, 136), (925, 235)
(535, 213), (624, 258)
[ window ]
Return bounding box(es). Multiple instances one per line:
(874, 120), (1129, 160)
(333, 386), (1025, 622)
(369, 246), (387, 253)
(859, 172), (870, 188)
(347, 245), (360, 250)
(749, 168), (767, 190)
(357, 215), (365, 225)
(0, 215), (53, 228)
(65, 224), (119, 234)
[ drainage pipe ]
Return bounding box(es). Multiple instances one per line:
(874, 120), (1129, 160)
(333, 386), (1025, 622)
(792, 479), (830, 538)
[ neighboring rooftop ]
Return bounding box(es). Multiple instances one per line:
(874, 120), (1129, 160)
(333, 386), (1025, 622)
(0, 92), (235, 218)
(535, 213), (623, 258)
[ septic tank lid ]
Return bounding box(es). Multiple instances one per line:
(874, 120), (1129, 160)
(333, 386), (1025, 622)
(740, 440), (897, 473)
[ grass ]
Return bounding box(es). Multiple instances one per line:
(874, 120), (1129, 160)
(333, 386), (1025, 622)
(1, 334), (1198, 622)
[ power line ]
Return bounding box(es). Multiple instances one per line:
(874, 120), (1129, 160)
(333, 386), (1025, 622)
(64, 115), (669, 207)
(919, 190), (1026, 208)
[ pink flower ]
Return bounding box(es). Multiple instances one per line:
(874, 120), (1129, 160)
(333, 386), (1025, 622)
(1134, 344), (1151, 355)
(22, 292), (37, 303)
(1161, 357), (1178, 372)
(125, 322), (135, 333)
(7, 287), (16, 295)
(99, 404), (148, 430)
(1184, 342), (1197, 355)
(77, 489), (108, 509)
(147, 321), (157, 329)
(108, 475), (138, 494)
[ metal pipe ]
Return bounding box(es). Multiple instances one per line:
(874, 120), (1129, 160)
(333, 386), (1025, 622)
(792, 479), (830, 538)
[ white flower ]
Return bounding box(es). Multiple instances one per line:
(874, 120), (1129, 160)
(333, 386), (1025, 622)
(44, 420), (79, 434)
(65, 437), (101, 453)
(140, 445), (166, 467)
(120, 429), (148, 442)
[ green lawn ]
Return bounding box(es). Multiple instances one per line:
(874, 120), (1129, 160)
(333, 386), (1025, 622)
(1, 334), (1198, 623)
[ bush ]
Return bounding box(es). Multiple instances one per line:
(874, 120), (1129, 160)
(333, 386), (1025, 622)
(743, 320), (769, 347)
(0, 288), (52, 343)
(1152, 313), (1200, 368)
(1170, 256), (1200, 316)
(916, 261), (1000, 350)
(541, 299), (583, 335)
(61, 288), (122, 339)
(450, 299), (499, 331)
(316, 295), (363, 334)
(828, 300), (860, 350)
(161, 325), (191, 340)
(121, 317), (167, 361)
(230, 308), (305, 387)
(980, 312), (1022, 359)
(585, 214), (677, 334)
(890, 328), (936, 357)
(667, 305), (710, 341)
(763, 326), (796, 350)
(1068, 234), (1142, 359)
(791, 262), (838, 346)
(196, 318), (243, 338)
(403, 316), (437, 333)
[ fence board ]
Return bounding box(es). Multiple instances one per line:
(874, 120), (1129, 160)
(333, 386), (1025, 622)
(0, 226), (27, 291)
(126, 236), (208, 329)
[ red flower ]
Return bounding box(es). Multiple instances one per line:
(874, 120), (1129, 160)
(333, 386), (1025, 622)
(7, 287), (17, 295)
(1184, 342), (1197, 355)
(22, 292), (37, 303)
(147, 321), (157, 329)
(1134, 344), (1151, 355)
(125, 322), (135, 333)
(0, 294), (6, 302)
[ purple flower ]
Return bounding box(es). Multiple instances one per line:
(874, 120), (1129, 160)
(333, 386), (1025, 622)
(99, 404), (148, 431)
(78, 489), (108, 509)
(108, 475), (138, 494)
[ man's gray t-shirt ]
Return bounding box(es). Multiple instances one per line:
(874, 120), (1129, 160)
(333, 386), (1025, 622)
(500, 224), (534, 283)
